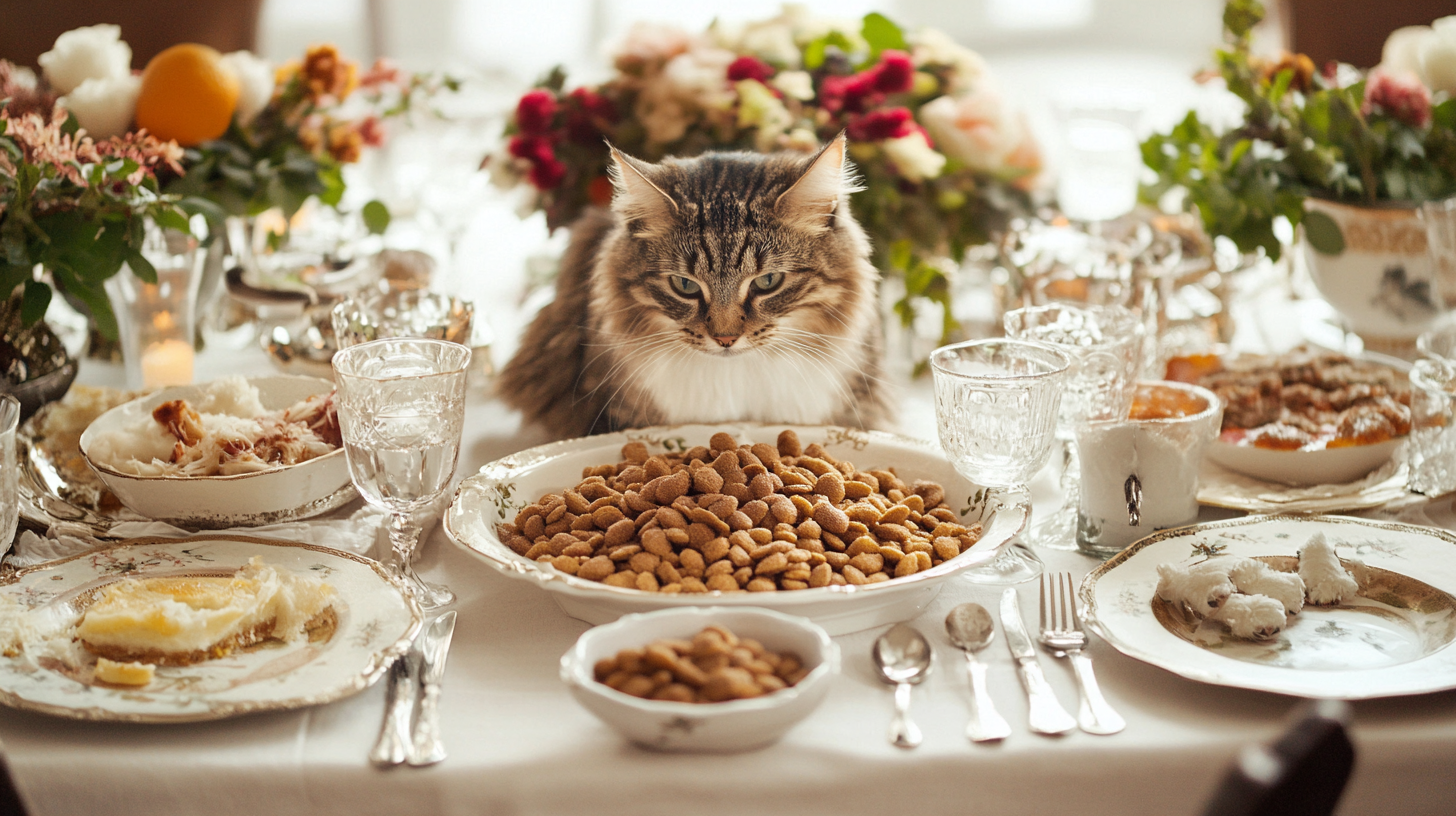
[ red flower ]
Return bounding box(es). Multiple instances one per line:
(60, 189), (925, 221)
(529, 156), (567, 189)
(819, 72), (881, 114)
(727, 56), (774, 83)
(565, 87), (617, 145)
(847, 107), (916, 141)
(508, 134), (555, 165)
(872, 50), (914, 94)
(357, 116), (387, 147)
(516, 89), (558, 135)
(359, 57), (403, 89)
(1363, 69), (1431, 129)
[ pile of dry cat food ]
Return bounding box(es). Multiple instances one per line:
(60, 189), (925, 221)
(593, 624), (811, 703)
(498, 430), (982, 593)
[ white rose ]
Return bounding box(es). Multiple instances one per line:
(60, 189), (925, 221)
(220, 51), (274, 126)
(1382, 25), (1433, 81)
(910, 29), (986, 94)
(882, 132), (946, 182)
(1420, 16), (1456, 95)
(38, 24), (132, 95)
(919, 86), (1019, 172)
(771, 70), (815, 101)
(59, 74), (141, 140)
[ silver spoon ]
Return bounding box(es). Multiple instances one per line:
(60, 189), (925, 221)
(946, 603), (1013, 743)
(872, 623), (933, 749)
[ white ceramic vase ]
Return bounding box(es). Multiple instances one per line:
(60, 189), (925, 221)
(1303, 198), (1443, 343)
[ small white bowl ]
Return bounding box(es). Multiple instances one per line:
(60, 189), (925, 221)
(560, 607), (839, 753)
(79, 375), (354, 528)
(1204, 437), (1402, 487)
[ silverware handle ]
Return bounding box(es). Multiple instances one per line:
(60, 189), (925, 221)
(889, 681), (922, 749)
(1068, 650), (1126, 735)
(1015, 659), (1077, 736)
(409, 684), (447, 766)
(369, 657), (416, 767)
(965, 653), (1011, 743)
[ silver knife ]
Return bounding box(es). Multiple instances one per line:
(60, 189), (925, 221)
(1000, 588), (1077, 736)
(408, 611), (458, 767)
(368, 647), (420, 767)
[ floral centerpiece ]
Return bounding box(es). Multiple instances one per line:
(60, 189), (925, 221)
(489, 7), (1040, 337)
(1140, 0), (1456, 260)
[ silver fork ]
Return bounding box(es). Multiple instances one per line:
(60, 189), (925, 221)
(1039, 572), (1125, 736)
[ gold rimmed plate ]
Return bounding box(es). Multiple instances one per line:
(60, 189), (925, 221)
(1082, 515), (1456, 699)
(0, 535), (420, 722)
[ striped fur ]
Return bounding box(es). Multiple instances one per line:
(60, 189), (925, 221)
(499, 136), (893, 438)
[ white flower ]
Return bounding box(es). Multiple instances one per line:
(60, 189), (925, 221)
(715, 17), (800, 67)
(736, 80), (793, 152)
(771, 70), (815, 101)
(919, 84), (1020, 172)
(1420, 16), (1456, 95)
(882, 131), (946, 182)
(59, 74), (141, 140)
(634, 46), (737, 144)
(909, 28), (986, 94)
(38, 24), (132, 95)
(1382, 25), (1433, 80)
(220, 51), (274, 126)
(614, 22), (697, 75)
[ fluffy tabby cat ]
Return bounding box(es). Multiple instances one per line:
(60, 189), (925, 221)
(500, 135), (891, 438)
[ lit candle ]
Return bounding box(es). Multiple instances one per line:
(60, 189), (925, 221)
(140, 338), (195, 387)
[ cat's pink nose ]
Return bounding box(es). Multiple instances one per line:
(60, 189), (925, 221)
(713, 335), (739, 348)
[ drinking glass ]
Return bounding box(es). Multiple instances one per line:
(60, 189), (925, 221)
(0, 395), (18, 551)
(331, 289), (474, 350)
(333, 338), (471, 607)
(1003, 304), (1144, 550)
(931, 339), (1071, 584)
(1055, 98), (1144, 225)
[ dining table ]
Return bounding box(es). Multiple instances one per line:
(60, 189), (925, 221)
(3, 291), (1456, 816)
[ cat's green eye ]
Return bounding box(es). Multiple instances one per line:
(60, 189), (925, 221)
(669, 275), (701, 296)
(752, 272), (784, 292)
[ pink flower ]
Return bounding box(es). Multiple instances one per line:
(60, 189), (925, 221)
(872, 50), (914, 94)
(847, 107), (915, 141)
(727, 56), (774, 83)
(359, 57), (402, 89)
(357, 115), (387, 147)
(1362, 68), (1431, 128)
(516, 89), (558, 135)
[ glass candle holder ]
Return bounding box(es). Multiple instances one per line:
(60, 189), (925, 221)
(103, 226), (203, 389)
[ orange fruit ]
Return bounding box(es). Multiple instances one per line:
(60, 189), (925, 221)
(134, 44), (240, 146)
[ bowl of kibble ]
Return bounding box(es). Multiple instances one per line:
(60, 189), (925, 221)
(444, 424), (1027, 635)
(561, 606), (838, 752)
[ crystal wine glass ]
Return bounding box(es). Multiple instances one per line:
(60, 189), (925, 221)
(333, 338), (471, 607)
(1003, 304), (1143, 551)
(931, 339), (1071, 584)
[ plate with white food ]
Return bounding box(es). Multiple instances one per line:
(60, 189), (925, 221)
(444, 424), (1025, 636)
(1082, 515), (1456, 699)
(0, 534), (420, 722)
(78, 375), (356, 529)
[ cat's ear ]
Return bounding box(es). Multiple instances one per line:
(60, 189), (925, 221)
(775, 133), (862, 233)
(608, 146), (678, 235)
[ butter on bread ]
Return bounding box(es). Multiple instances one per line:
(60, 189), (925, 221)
(76, 557), (337, 667)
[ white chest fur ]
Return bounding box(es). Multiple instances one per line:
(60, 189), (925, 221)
(631, 345), (856, 426)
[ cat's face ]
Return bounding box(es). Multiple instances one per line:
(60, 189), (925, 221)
(600, 137), (875, 359)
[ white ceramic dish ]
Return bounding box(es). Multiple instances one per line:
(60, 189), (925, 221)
(0, 534), (420, 722)
(1203, 437), (1402, 487)
(1082, 514), (1456, 699)
(561, 606), (837, 752)
(79, 376), (355, 529)
(444, 424), (1024, 636)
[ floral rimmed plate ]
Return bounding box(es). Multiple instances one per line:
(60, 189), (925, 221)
(444, 423), (1025, 636)
(0, 535), (420, 722)
(1081, 515), (1456, 699)
(1196, 456), (1415, 514)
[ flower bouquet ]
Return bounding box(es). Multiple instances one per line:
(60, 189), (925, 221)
(489, 7), (1039, 337)
(1140, 0), (1456, 260)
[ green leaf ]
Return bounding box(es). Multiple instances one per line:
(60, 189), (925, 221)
(1303, 208), (1345, 255)
(19, 278), (50, 325)
(803, 39), (828, 71)
(151, 206), (192, 235)
(316, 164), (346, 208)
(361, 200), (391, 235)
(126, 249), (158, 284)
(861, 12), (906, 58)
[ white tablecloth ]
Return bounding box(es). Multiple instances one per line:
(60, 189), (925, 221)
(4, 346), (1456, 816)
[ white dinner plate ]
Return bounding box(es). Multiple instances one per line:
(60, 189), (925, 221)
(0, 535), (420, 722)
(444, 424), (1025, 636)
(1082, 515), (1456, 699)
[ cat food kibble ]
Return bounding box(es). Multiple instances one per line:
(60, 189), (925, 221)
(499, 430), (982, 593)
(592, 625), (810, 702)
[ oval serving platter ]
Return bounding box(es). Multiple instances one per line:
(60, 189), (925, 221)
(1082, 514), (1456, 699)
(0, 535), (420, 723)
(444, 423), (1025, 636)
